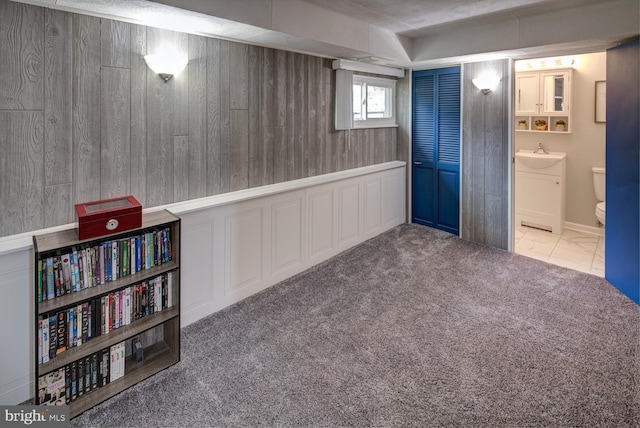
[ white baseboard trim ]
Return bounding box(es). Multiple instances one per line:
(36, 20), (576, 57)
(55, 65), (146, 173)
(564, 221), (604, 237)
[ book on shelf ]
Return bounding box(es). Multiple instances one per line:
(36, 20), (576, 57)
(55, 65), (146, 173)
(61, 254), (71, 295)
(102, 295), (108, 336)
(38, 271), (175, 364)
(38, 318), (42, 364)
(37, 368), (65, 406)
(65, 365), (71, 403)
(56, 311), (66, 355)
(41, 316), (49, 363)
(99, 349), (110, 388)
(68, 249), (76, 292)
(37, 259), (43, 303)
(167, 271), (173, 307)
(79, 248), (86, 289)
(75, 304), (82, 347)
(68, 308), (74, 349)
(53, 256), (62, 298)
(34, 212), (180, 415)
(39, 346), (113, 406)
(46, 257), (54, 301)
(70, 361), (77, 402)
(84, 356), (92, 394)
(109, 342), (125, 383)
(82, 302), (89, 344)
(48, 315), (57, 361)
(37, 227), (174, 302)
(87, 300), (93, 341)
(91, 353), (99, 390)
(77, 358), (84, 398)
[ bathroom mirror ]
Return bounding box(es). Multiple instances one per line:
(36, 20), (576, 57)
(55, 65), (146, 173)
(542, 74), (566, 113)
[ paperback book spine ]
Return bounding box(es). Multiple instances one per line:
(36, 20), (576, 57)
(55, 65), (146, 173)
(77, 358), (84, 398)
(37, 259), (43, 303)
(65, 365), (71, 403)
(53, 256), (62, 297)
(77, 250), (85, 290)
(82, 302), (89, 343)
(167, 271), (173, 308)
(91, 353), (98, 391)
(68, 308), (75, 349)
(48, 314), (57, 360)
(38, 317), (43, 364)
(84, 356), (91, 394)
(46, 257), (54, 300)
(70, 249), (78, 292)
(70, 361), (77, 402)
(77, 304), (83, 346)
(42, 316), (49, 363)
(56, 311), (66, 355)
(61, 253), (71, 295)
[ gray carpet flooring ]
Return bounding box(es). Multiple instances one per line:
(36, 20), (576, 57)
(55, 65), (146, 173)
(71, 224), (640, 427)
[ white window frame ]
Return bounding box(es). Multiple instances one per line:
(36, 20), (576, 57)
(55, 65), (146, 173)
(352, 75), (397, 129)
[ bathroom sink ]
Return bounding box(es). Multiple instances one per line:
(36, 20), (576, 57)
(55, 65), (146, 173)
(515, 150), (566, 169)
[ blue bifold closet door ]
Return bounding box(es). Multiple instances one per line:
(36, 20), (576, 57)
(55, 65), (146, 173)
(412, 67), (461, 235)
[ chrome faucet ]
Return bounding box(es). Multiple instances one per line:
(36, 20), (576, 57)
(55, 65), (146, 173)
(534, 142), (548, 154)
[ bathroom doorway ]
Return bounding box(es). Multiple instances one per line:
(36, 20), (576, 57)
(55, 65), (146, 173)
(512, 52), (606, 277)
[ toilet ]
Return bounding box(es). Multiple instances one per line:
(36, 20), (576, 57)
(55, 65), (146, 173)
(592, 167), (606, 225)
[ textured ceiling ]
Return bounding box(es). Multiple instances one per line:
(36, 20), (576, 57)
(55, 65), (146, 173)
(297, 0), (608, 38)
(11, 0), (637, 67)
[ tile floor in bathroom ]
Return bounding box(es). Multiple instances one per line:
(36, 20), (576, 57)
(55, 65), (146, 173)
(514, 225), (604, 277)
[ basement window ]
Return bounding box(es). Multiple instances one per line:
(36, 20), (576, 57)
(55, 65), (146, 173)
(352, 75), (397, 128)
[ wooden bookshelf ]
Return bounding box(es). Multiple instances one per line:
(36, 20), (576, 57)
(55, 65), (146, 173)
(33, 210), (180, 418)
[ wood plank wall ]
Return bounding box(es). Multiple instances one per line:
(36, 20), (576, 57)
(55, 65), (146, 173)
(461, 60), (510, 249)
(0, 0), (398, 237)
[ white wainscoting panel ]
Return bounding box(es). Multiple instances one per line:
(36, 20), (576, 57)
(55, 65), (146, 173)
(307, 187), (335, 263)
(363, 177), (382, 238)
(0, 249), (33, 405)
(225, 206), (264, 296)
(0, 161), (406, 405)
(271, 193), (304, 276)
(179, 212), (216, 326)
(382, 169), (405, 228)
(338, 182), (361, 249)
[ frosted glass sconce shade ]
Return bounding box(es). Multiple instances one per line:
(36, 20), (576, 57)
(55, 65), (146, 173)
(472, 74), (501, 93)
(144, 53), (188, 82)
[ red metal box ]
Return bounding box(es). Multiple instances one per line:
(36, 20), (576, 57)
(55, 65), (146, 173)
(75, 196), (142, 240)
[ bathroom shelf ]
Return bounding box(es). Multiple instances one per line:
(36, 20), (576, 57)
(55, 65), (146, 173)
(516, 115), (571, 134)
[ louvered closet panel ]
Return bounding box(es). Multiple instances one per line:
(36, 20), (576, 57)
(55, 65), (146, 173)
(437, 73), (461, 166)
(412, 74), (435, 164)
(412, 67), (460, 234)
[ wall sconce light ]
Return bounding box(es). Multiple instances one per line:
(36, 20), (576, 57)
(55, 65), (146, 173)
(472, 74), (501, 94)
(144, 51), (188, 82)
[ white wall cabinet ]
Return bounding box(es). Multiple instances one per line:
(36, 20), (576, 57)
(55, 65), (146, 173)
(516, 69), (572, 133)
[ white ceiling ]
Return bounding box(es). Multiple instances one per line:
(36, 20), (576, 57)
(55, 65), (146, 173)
(297, 0), (606, 38)
(11, 0), (639, 67)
